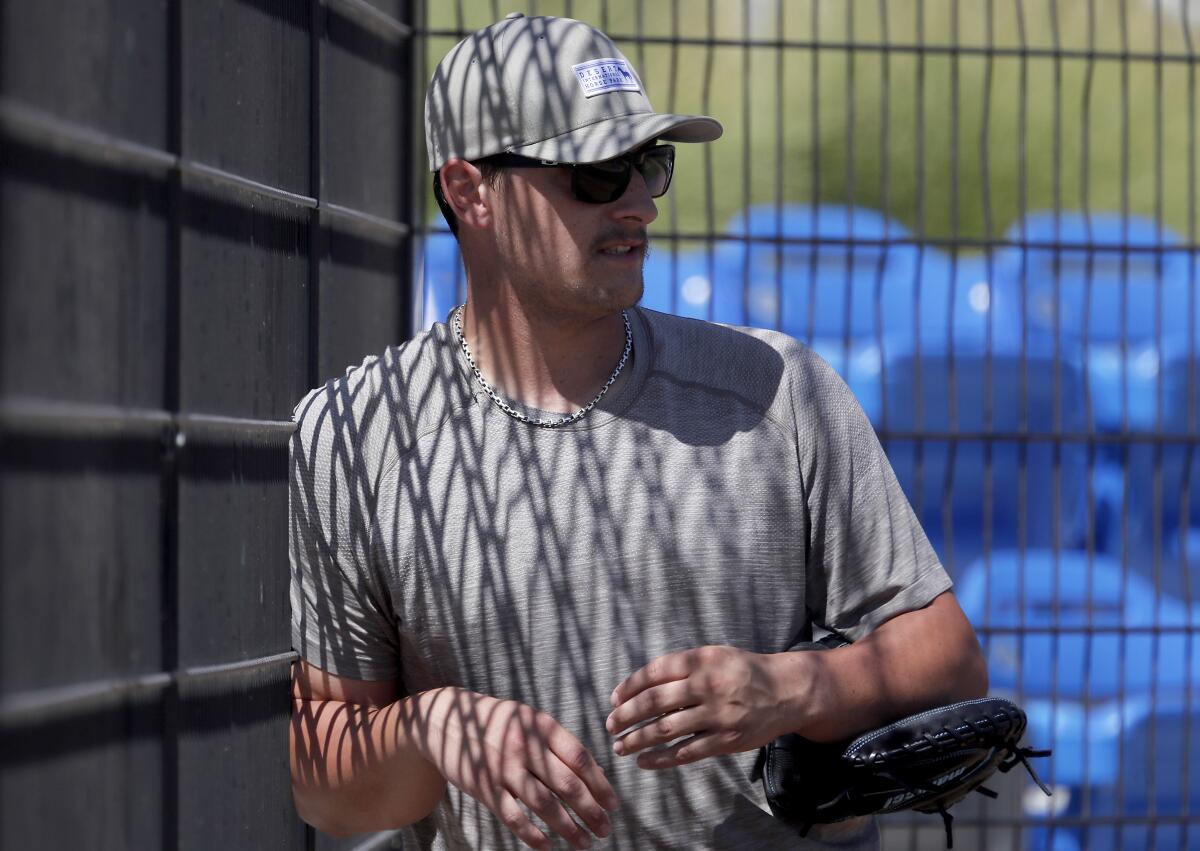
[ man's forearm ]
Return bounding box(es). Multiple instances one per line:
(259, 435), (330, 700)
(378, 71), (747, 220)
(774, 592), (989, 743)
(290, 692), (448, 837)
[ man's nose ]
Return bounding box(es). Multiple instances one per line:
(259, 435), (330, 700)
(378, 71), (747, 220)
(609, 168), (659, 226)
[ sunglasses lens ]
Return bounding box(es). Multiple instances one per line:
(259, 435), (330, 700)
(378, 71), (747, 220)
(639, 148), (674, 198)
(569, 146), (676, 203)
(572, 159), (630, 204)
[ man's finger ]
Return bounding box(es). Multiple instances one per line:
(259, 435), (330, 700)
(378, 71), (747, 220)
(634, 731), (725, 770)
(612, 706), (707, 756)
(605, 679), (695, 736)
(531, 751), (614, 839)
(510, 773), (594, 850)
(493, 791), (553, 851)
(544, 723), (621, 814)
(609, 650), (697, 707)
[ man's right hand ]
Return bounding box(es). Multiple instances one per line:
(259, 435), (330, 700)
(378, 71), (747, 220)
(413, 687), (619, 851)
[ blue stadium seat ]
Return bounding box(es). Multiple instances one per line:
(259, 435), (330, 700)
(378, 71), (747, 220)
(713, 204), (1029, 354)
(417, 229), (466, 328)
(707, 204), (934, 422)
(1154, 331), (1200, 475)
(879, 336), (1090, 570)
(995, 212), (1193, 433)
(1025, 695), (1200, 851)
(1122, 333), (1200, 597)
(714, 203), (920, 337)
(960, 549), (1200, 851)
(957, 550), (1198, 701)
(639, 243), (731, 321)
(614, 207), (1030, 430)
(903, 250), (1026, 349)
(836, 251), (1024, 424)
(995, 213), (1195, 561)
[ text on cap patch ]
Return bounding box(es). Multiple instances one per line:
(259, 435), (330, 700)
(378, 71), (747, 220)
(572, 58), (641, 98)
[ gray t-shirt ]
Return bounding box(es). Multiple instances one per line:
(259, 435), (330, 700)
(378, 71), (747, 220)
(289, 307), (951, 850)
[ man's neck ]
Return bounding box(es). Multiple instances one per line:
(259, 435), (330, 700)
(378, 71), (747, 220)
(459, 287), (629, 416)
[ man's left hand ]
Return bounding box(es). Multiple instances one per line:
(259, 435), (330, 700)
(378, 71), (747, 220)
(605, 645), (807, 770)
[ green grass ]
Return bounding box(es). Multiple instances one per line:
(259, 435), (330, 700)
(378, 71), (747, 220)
(421, 0), (1199, 249)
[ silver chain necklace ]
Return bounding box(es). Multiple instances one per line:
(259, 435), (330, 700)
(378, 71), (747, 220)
(452, 304), (632, 429)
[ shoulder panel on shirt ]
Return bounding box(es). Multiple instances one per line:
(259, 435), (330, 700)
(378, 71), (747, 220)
(636, 307), (845, 426)
(292, 323), (475, 480)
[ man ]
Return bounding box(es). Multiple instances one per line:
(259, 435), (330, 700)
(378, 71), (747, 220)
(289, 13), (986, 850)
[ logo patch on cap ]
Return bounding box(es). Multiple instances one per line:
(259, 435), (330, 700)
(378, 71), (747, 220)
(572, 58), (641, 98)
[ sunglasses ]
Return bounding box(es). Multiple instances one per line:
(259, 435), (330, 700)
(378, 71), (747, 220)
(463, 144), (676, 205)
(432, 145), (675, 232)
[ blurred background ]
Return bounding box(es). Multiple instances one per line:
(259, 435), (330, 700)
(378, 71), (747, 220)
(2, 0), (1198, 848)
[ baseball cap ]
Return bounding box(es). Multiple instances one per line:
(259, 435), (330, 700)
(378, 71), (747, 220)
(425, 13), (723, 171)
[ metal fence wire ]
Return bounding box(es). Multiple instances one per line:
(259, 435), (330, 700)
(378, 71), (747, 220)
(0, 0), (1198, 849)
(416, 3), (1200, 850)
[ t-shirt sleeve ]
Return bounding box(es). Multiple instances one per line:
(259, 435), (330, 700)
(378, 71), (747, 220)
(791, 346), (952, 641)
(289, 378), (401, 681)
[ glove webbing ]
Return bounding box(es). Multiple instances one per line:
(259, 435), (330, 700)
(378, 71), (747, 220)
(862, 737), (1052, 849)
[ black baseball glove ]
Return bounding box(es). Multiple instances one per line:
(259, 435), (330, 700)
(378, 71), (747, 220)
(752, 636), (1051, 848)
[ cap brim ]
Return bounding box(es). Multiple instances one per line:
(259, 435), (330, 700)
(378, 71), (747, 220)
(509, 112), (723, 164)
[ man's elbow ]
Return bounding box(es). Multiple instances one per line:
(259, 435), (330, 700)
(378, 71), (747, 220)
(290, 768), (446, 836)
(956, 626), (989, 700)
(291, 785), (354, 838)
(291, 773), (366, 837)
(929, 591), (989, 701)
(290, 783), (424, 838)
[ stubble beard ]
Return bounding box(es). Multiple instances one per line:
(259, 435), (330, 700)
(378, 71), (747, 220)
(586, 235), (649, 313)
(524, 243), (647, 321)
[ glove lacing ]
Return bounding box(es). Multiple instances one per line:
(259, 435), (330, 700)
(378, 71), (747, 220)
(862, 716), (1054, 850)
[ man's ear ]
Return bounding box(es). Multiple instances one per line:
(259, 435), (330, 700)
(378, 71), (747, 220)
(439, 159), (493, 232)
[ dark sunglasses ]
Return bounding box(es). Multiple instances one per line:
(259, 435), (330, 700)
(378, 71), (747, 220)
(485, 144), (676, 204)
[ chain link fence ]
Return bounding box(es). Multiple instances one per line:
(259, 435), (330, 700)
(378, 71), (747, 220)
(416, 3), (1199, 850)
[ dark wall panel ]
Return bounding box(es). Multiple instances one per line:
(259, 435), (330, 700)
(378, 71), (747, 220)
(0, 0), (169, 148)
(0, 436), (165, 851)
(0, 146), (170, 407)
(1, 702), (164, 851)
(177, 439), (292, 667)
(179, 188), (310, 420)
(318, 229), (406, 380)
(0, 0), (415, 846)
(323, 11), (406, 220)
(177, 664), (302, 851)
(183, 0), (312, 195)
(0, 437), (163, 692)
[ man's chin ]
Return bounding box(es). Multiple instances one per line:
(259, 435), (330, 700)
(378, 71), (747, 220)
(601, 274), (645, 312)
(599, 288), (643, 317)
(557, 269), (644, 317)
(617, 280), (645, 311)
(573, 291), (642, 317)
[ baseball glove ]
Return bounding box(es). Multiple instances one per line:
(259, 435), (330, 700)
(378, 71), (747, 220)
(752, 636), (1051, 848)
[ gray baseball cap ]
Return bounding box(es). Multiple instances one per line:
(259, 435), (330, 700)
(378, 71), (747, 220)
(425, 13), (723, 172)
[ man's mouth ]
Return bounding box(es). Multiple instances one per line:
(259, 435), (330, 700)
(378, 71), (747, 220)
(598, 242), (645, 257)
